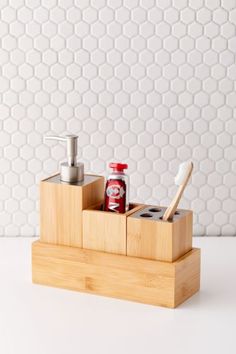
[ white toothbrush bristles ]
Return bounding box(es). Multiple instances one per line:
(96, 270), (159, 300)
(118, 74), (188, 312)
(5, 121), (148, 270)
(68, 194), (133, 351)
(175, 161), (192, 185)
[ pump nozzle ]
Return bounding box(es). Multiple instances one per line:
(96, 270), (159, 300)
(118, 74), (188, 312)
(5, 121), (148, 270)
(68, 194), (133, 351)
(44, 135), (84, 183)
(44, 135), (78, 167)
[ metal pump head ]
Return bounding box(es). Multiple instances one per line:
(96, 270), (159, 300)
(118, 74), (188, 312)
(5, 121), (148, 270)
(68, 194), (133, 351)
(44, 135), (84, 183)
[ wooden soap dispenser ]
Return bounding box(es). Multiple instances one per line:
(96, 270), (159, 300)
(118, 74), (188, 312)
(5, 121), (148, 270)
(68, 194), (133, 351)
(40, 134), (104, 248)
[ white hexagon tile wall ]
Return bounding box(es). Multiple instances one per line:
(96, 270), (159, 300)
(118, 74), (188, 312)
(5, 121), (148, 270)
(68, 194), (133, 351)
(0, 0), (235, 237)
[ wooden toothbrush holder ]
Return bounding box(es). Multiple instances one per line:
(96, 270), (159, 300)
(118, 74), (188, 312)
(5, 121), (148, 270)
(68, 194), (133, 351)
(127, 205), (193, 262)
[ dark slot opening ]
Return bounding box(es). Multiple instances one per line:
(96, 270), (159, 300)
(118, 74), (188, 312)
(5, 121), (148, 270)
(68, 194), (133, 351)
(140, 213), (153, 218)
(148, 208), (161, 213)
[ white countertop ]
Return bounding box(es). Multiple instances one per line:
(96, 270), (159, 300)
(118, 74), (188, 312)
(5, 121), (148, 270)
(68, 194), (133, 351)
(0, 237), (235, 354)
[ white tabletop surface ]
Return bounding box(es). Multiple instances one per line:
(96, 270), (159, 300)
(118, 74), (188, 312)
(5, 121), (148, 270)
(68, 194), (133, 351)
(0, 237), (235, 354)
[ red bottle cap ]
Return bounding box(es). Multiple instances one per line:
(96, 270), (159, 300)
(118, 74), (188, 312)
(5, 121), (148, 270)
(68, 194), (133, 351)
(109, 162), (128, 171)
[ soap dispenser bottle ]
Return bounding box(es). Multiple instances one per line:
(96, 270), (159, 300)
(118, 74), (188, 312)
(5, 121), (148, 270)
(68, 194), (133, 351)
(44, 135), (84, 183)
(40, 134), (104, 248)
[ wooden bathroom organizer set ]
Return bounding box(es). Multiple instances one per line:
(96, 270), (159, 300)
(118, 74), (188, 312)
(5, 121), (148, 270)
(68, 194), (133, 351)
(32, 174), (200, 308)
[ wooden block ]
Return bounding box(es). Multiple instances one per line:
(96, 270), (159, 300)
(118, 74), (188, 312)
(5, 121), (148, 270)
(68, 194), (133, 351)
(127, 205), (192, 262)
(32, 241), (200, 308)
(83, 203), (144, 255)
(40, 174), (104, 247)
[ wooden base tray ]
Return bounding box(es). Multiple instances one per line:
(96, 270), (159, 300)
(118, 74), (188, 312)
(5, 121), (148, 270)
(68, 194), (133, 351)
(32, 241), (200, 308)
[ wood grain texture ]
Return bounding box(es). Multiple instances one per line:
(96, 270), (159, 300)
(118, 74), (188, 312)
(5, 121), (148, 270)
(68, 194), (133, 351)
(127, 210), (192, 262)
(32, 241), (200, 308)
(83, 203), (144, 255)
(40, 174), (104, 247)
(175, 246), (201, 307)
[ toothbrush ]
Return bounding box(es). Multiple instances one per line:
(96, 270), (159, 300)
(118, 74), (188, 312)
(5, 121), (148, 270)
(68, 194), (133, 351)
(162, 161), (193, 222)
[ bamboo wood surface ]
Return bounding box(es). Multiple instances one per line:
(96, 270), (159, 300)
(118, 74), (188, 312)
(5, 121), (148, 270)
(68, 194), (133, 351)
(83, 203), (143, 255)
(40, 174), (104, 247)
(32, 241), (200, 308)
(175, 246), (201, 306)
(127, 210), (192, 262)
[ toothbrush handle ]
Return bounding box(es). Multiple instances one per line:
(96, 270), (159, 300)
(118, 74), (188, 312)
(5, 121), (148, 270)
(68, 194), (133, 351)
(162, 166), (193, 221)
(162, 184), (185, 221)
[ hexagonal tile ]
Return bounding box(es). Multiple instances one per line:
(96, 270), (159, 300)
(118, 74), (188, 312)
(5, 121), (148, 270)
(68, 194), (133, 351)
(0, 2), (234, 236)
